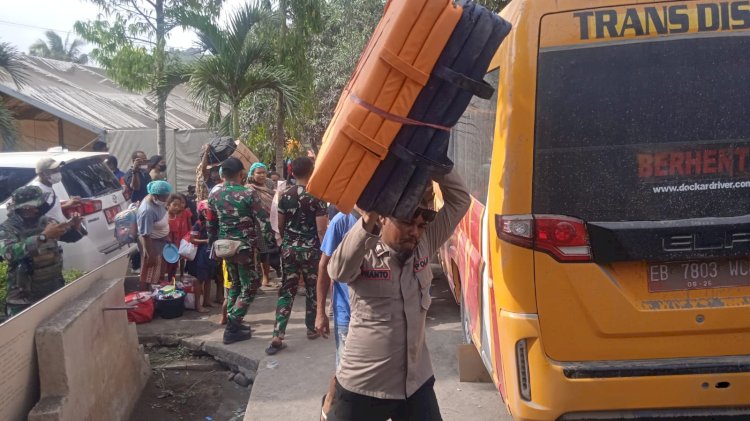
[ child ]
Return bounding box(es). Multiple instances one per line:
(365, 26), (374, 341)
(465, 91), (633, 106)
(186, 200), (216, 313)
(166, 193), (193, 282)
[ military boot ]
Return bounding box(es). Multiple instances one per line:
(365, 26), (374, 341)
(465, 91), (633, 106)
(223, 318), (252, 344)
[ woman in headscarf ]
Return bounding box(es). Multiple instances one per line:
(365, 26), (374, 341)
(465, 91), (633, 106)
(148, 155), (167, 181)
(136, 180), (173, 290)
(246, 162), (279, 287)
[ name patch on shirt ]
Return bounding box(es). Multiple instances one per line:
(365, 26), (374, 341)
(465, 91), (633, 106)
(361, 268), (392, 280)
(414, 256), (429, 273)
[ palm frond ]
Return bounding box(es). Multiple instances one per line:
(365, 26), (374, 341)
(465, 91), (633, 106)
(75, 54), (89, 65)
(0, 103), (19, 150)
(29, 40), (51, 57)
(155, 59), (193, 97)
(239, 64), (298, 108)
(0, 43), (29, 88)
(188, 56), (230, 111)
(45, 30), (65, 58)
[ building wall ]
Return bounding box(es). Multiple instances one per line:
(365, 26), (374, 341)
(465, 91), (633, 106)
(8, 119), (99, 152)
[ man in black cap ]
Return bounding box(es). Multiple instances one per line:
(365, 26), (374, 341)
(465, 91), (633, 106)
(0, 185), (86, 316)
(206, 158), (275, 344)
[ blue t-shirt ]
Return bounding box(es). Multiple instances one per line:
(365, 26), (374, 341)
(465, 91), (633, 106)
(321, 212), (358, 326)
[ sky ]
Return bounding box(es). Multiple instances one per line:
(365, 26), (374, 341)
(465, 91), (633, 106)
(0, 0), (244, 57)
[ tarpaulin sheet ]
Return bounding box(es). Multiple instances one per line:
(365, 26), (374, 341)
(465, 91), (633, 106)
(107, 128), (215, 192)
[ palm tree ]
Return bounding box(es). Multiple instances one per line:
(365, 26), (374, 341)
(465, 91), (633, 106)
(0, 42), (28, 148)
(188, 3), (297, 138)
(270, 0), (322, 172)
(29, 31), (88, 64)
(186, 3), (297, 139)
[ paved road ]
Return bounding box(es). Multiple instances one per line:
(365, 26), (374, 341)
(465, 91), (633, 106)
(245, 270), (510, 420)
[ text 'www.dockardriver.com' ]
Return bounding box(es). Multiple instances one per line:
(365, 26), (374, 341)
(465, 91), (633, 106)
(651, 180), (750, 193)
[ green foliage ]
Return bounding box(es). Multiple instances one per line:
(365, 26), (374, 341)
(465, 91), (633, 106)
(74, 15), (153, 91)
(64, 268), (87, 284)
(0, 42), (28, 88)
(297, 0), (383, 150)
(184, 2), (297, 139)
(29, 31), (89, 64)
(245, 124), (275, 165)
(240, 0), (382, 162)
(76, 0), (224, 154)
(74, 2), (219, 92)
(0, 41), (28, 149)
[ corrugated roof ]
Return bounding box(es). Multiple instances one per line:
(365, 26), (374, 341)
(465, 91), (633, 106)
(0, 56), (209, 131)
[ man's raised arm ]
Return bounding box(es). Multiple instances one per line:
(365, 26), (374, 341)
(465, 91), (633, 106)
(425, 170), (471, 256)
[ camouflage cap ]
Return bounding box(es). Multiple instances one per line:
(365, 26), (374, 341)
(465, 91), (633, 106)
(12, 185), (45, 208)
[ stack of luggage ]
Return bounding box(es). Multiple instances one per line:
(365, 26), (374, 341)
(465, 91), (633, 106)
(308, 0), (512, 219)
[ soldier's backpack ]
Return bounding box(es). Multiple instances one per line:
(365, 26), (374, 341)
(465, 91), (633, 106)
(114, 203), (139, 244)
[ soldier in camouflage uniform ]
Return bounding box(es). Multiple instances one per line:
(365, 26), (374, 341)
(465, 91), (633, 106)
(267, 157), (328, 355)
(0, 185), (85, 316)
(207, 158), (274, 344)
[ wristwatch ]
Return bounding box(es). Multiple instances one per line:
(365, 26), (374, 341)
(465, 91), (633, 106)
(38, 234), (47, 243)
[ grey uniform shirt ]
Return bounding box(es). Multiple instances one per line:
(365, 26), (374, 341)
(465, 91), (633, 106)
(328, 171), (470, 400)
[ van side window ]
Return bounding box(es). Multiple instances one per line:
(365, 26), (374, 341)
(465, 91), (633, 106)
(447, 69), (499, 204)
(61, 158), (121, 198)
(0, 168), (37, 203)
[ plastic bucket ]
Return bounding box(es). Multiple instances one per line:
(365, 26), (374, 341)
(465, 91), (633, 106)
(156, 295), (185, 319)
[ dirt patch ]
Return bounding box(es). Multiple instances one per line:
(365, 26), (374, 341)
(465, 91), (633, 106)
(129, 346), (250, 421)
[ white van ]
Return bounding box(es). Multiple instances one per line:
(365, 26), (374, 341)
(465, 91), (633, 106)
(0, 150), (133, 272)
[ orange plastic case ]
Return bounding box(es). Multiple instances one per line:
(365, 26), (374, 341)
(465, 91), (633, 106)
(307, 0), (463, 212)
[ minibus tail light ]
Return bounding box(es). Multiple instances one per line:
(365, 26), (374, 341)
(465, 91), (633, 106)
(496, 215), (533, 248)
(496, 214), (592, 262)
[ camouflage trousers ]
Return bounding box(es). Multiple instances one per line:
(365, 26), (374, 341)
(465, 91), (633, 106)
(225, 251), (261, 323)
(272, 248), (321, 338)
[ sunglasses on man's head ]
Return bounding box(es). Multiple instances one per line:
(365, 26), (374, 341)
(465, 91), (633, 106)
(392, 207), (437, 225)
(414, 207), (437, 223)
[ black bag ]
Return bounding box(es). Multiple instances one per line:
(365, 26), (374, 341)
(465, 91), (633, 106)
(202, 137), (236, 165)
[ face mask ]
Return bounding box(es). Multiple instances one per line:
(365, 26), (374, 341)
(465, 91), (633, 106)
(158, 164), (167, 172)
(140, 165), (149, 171)
(49, 173), (62, 184)
(153, 198), (166, 207)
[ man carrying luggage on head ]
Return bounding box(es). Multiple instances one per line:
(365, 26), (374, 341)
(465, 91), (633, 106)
(325, 168), (470, 421)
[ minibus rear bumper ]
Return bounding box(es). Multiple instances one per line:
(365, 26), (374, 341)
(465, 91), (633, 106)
(499, 310), (750, 421)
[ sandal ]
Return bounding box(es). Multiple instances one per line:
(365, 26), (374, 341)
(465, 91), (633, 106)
(307, 330), (321, 340)
(320, 394), (328, 421)
(265, 341), (287, 355)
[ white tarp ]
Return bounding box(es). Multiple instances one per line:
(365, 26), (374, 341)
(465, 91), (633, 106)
(107, 129), (216, 192)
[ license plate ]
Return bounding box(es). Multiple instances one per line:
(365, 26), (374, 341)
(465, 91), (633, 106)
(648, 259), (750, 292)
(104, 205), (121, 225)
